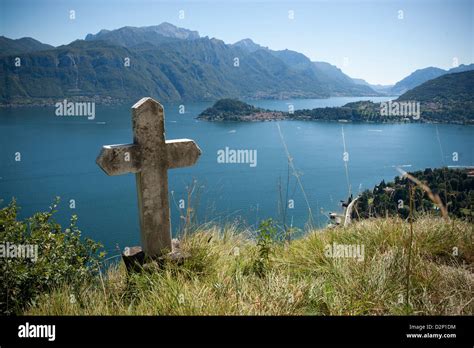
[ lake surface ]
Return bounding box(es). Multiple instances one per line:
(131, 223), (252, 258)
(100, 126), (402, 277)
(1, 96), (473, 254)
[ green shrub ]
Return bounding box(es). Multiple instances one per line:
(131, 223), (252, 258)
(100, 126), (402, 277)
(0, 198), (105, 314)
(252, 219), (279, 277)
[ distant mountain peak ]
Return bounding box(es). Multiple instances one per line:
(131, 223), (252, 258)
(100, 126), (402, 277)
(96, 29), (111, 35)
(85, 22), (200, 47)
(150, 22), (200, 39)
(415, 66), (444, 71)
(232, 38), (265, 52)
(0, 36), (54, 56)
(158, 22), (176, 28)
(391, 64), (474, 95)
(234, 38), (256, 45)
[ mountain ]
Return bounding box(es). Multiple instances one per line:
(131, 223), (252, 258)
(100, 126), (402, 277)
(232, 38), (265, 52)
(0, 36), (333, 104)
(200, 71), (474, 124)
(311, 61), (377, 95)
(391, 64), (474, 95)
(450, 63), (474, 73)
(352, 78), (394, 95)
(0, 36), (54, 56)
(397, 70), (474, 103)
(233, 38), (377, 96)
(352, 78), (370, 86)
(390, 67), (446, 95)
(85, 22), (200, 47)
(348, 70), (474, 124)
(344, 70), (474, 124)
(271, 49), (312, 70)
(1, 23), (380, 105)
(1, 40), (168, 104)
(397, 70), (474, 124)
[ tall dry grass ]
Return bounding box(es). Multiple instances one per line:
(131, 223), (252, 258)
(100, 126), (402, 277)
(25, 216), (473, 315)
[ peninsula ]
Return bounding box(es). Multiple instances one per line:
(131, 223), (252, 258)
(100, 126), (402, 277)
(198, 71), (474, 125)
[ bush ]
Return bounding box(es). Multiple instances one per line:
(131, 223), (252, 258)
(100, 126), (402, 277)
(252, 219), (279, 277)
(0, 198), (105, 314)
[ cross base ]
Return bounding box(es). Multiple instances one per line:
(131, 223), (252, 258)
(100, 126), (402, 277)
(121, 239), (190, 274)
(121, 246), (146, 273)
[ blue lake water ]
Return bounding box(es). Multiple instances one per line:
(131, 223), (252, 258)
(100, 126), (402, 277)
(1, 96), (473, 255)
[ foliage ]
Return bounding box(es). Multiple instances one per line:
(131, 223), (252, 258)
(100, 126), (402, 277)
(0, 198), (105, 314)
(199, 98), (263, 120)
(355, 168), (474, 220)
(397, 70), (474, 123)
(399, 70), (474, 103)
(252, 219), (279, 277)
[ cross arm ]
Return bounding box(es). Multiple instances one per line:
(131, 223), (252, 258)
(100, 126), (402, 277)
(96, 143), (141, 176)
(97, 139), (201, 176)
(166, 139), (202, 169)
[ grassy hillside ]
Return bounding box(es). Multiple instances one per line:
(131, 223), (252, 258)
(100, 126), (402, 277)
(23, 217), (473, 315)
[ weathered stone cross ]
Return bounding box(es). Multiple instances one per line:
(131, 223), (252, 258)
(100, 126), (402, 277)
(96, 97), (201, 258)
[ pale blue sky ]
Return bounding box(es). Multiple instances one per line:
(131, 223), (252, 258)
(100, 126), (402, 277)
(1, 0), (472, 85)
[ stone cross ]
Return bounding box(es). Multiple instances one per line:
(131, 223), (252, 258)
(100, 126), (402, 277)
(96, 97), (201, 258)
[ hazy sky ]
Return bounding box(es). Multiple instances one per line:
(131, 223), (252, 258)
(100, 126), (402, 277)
(1, 0), (472, 85)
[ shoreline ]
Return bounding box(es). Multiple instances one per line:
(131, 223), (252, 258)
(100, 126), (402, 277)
(2, 98), (472, 126)
(0, 94), (393, 109)
(196, 117), (473, 126)
(197, 98), (474, 125)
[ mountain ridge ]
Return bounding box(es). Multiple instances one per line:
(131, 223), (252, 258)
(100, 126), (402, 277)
(1, 23), (473, 106)
(0, 36), (54, 56)
(84, 22), (200, 47)
(0, 24), (379, 105)
(390, 64), (474, 95)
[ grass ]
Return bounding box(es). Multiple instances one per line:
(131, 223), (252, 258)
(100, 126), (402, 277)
(25, 216), (473, 315)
